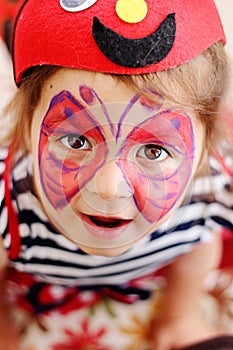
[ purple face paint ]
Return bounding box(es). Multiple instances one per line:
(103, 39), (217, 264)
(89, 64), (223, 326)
(39, 90), (108, 208)
(79, 85), (116, 135)
(117, 109), (194, 222)
(38, 86), (195, 247)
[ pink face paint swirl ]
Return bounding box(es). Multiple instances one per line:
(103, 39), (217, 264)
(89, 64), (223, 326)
(39, 90), (107, 208)
(39, 87), (195, 227)
(117, 110), (195, 223)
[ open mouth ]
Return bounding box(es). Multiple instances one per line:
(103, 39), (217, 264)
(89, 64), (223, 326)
(80, 214), (133, 240)
(87, 215), (132, 228)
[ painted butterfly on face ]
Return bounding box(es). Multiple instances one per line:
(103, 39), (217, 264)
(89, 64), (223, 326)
(39, 88), (194, 223)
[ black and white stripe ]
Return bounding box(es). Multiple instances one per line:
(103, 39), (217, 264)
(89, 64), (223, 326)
(0, 148), (232, 287)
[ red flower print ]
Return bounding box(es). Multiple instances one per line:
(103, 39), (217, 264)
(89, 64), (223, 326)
(52, 317), (109, 350)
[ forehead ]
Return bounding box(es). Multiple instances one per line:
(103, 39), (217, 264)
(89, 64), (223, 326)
(42, 69), (134, 104)
(35, 68), (199, 134)
(37, 69), (142, 128)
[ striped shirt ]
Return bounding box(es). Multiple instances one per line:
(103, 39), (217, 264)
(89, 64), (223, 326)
(0, 148), (232, 288)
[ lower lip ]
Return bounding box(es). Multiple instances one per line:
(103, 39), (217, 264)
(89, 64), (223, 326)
(80, 214), (132, 240)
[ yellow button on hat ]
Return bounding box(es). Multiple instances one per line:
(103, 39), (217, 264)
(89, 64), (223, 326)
(116, 0), (148, 24)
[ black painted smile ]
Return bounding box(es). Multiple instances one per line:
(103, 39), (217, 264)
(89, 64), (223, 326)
(92, 14), (176, 68)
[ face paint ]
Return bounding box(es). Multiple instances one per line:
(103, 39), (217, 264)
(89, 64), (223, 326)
(117, 110), (194, 223)
(79, 85), (117, 136)
(39, 90), (108, 208)
(38, 83), (195, 252)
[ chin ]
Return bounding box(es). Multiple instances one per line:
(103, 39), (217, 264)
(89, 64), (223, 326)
(77, 243), (133, 257)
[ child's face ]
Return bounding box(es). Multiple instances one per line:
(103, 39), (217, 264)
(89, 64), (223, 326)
(31, 69), (205, 256)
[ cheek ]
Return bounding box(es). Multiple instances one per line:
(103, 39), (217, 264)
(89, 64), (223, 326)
(117, 156), (193, 223)
(39, 141), (107, 208)
(38, 91), (108, 209)
(117, 112), (195, 223)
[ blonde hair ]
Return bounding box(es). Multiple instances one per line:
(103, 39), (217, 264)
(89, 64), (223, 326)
(1, 42), (229, 158)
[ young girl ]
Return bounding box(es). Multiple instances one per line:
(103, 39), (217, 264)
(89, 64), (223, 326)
(0, 0), (233, 349)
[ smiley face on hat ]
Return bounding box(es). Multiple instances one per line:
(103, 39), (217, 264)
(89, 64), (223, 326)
(60, 0), (176, 68)
(13, 0), (225, 84)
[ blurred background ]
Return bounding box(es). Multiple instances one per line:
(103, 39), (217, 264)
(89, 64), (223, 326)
(215, 0), (233, 106)
(216, 1), (233, 63)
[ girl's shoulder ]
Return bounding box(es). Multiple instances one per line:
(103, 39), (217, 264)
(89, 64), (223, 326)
(0, 147), (8, 175)
(191, 156), (233, 203)
(0, 147), (34, 199)
(156, 157), (233, 241)
(0, 147), (46, 237)
(188, 156), (233, 232)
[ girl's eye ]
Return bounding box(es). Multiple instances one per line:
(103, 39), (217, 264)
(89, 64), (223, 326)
(137, 144), (170, 161)
(60, 134), (91, 150)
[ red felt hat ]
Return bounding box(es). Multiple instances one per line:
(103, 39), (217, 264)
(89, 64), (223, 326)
(13, 0), (225, 85)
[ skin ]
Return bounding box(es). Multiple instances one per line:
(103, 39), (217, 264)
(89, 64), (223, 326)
(30, 68), (203, 256)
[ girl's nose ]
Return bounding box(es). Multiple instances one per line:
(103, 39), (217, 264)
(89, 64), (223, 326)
(86, 160), (133, 201)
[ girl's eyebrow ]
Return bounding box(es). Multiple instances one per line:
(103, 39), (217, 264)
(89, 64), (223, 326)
(123, 109), (195, 155)
(43, 90), (88, 127)
(43, 88), (193, 149)
(139, 89), (165, 112)
(42, 90), (108, 142)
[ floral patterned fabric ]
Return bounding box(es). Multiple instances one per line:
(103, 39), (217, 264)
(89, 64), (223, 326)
(5, 268), (165, 350)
